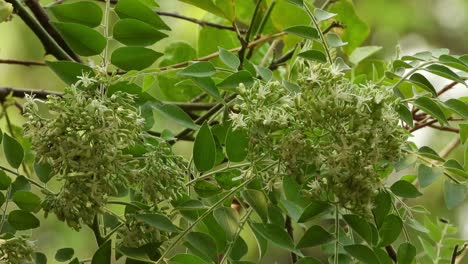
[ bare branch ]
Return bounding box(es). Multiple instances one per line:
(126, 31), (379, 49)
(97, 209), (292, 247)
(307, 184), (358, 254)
(156, 11), (238, 31)
(0, 59), (46, 66)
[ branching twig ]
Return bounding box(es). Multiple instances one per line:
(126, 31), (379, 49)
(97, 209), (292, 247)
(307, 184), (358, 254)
(428, 125), (460, 133)
(440, 138), (461, 159)
(0, 59), (46, 66)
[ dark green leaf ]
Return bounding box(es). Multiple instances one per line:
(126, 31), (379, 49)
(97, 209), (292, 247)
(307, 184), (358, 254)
(191, 77), (222, 101)
(378, 214), (403, 246)
(178, 62), (216, 78)
(3, 133), (24, 169)
(343, 244), (379, 264)
(0, 170), (11, 190)
(159, 42), (196, 67)
(418, 164), (443, 188)
(52, 22), (106, 56)
(327, 33), (348, 48)
(218, 47), (240, 70)
(55, 248), (74, 262)
(214, 169), (242, 189)
(46, 61), (94, 85)
(418, 146), (444, 162)
(297, 225), (334, 248)
(396, 104), (413, 127)
(298, 200), (330, 223)
(230, 236), (248, 260)
(193, 122), (216, 172)
(295, 257), (321, 264)
(111, 47), (162, 71)
(461, 124), (468, 144)
(114, 0), (169, 30)
(92, 239), (112, 264)
(213, 207), (239, 240)
(185, 232), (217, 262)
(169, 254), (208, 264)
(443, 180), (466, 209)
(349, 46), (382, 65)
(133, 213), (179, 232)
(8, 210), (40, 230)
(217, 71), (254, 89)
(113, 19), (167, 46)
(34, 161), (53, 184)
(397, 243), (416, 264)
(194, 181), (221, 198)
(444, 159), (468, 179)
(152, 103), (198, 130)
(372, 191), (391, 228)
(444, 99), (468, 119)
(343, 214), (373, 244)
(12, 190), (41, 212)
(34, 252), (47, 264)
(49, 1), (102, 28)
(439, 55), (468, 72)
(390, 180), (422, 198)
(225, 128), (248, 162)
(241, 189), (268, 223)
(250, 223), (296, 252)
(179, 0), (227, 20)
(425, 64), (465, 83)
(298, 50), (327, 63)
(413, 97), (449, 126)
(0, 192), (4, 207)
(409, 73), (437, 96)
(284, 25), (319, 40)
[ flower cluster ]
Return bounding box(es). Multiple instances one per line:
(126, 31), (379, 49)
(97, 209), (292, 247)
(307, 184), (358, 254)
(232, 61), (408, 214)
(0, 236), (35, 264)
(24, 86), (144, 229)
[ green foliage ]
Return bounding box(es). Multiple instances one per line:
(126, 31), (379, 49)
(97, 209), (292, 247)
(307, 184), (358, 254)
(0, 0), (467, 263)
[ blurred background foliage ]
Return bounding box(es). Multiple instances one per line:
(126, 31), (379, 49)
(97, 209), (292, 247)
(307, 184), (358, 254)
(0, 0), (467, 262)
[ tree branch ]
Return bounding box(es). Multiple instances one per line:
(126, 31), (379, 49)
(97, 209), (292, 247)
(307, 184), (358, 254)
(156, 11), (238, 31)
(0, 59), (46, 66)
(428, 125), (460, 133)
(285, 215), (297, 263)
(23, 0), (81, 62)
(5, 0), (73, 61)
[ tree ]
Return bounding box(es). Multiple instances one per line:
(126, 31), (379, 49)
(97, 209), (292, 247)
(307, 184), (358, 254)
(0, 0), (467, 263)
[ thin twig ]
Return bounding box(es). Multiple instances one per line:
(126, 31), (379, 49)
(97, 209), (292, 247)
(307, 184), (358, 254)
(428, 125), (460, 133)
(285, 215), (297, 263)
(156, 11), (238, 31)
(0, 59), (46, 66)
(440, 138), (460, 159)
(237, 0), (264, 69)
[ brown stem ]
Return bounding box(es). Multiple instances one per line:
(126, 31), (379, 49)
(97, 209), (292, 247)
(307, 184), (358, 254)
(0, 59), (46, 66)
(285, 215), (297, 263)
(385, 245), (397, 262)
(156, 11), (238, 31)
(427, 125), (460, 133)
(438, 81), (458, 97)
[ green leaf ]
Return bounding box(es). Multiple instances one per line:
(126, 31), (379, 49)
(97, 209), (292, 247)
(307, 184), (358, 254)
(390, 180), (422, 198)
(0, 170), (11, 190)
(418, 164), (443, 188)
(343, 244), (379, 264)
(343, 214), (373, 245)
(329, 0), (369, 54)
(349, 46), (382, 65)
(46, 61), (94, 85)
(284, 25), (319, 40)
(34, 161), (53, 184)
(52, 22), (106, 56)
(298, 200), (330, 223)
(298, 50), (327, 63)
(418, 146), (444, 162)
(114, 0), (169, 30)
(12, 190), (41, 212)
(460, 124), (468, 144)
(250, 223), (268, 258)
(10, 176), (31, 198)
(378, 214), (403, 246)
(194, 180), (221, 198)
(225, 128), (248, 162)
(159, 42), (196, 67)
(282, 80), (301, 94)
(178, 0), (227, 20)
(113, 19), (167, 46)
(241, 189), (268, 223)
(133, 213), (179, 232)
(0, 1), (13, 22)
(443, 180), (466, 209)
(251, 223), (296, 252)
(91, 239), (111, 264)
(444, 99), (468, 119)
(425, 64), (465, 83)
(397, 243), (416, 264)
(0, 192), (4, 207)
(213, 207), (239, 240)
(111, 47), (162, 71)
(55, 248), (74, 262)
(396, 104), (413, 127)
(3, 133), (24, 169)
(34, 252), (47, 264)
(372, 191), (391, 228)
(413, 97), (449, 126)
(230, 236), (248, 260)
(254, 65), (272, 81)
(185, 232), (218, 262)
(169, 254), (209, 264)
(215, 169), (242, 190)
(178, 62), (216, 78)
(218, 47), (240, 70)
(439, 55), (468, 72)
(296, 225), (334, 248)
(191, 77), (222, 102)
(49, 1), (102, 28)
(286, 0), (303, 7)
(217, 71), (254, 89)
(409, 73), (437, 96)
(8, 210), (40, 230)
(152, 103), (198, 130)
(315, 8), (336, 21)
(327, 32), (348, 48)
(193, 122), (216, 172)
(295, 257), (322, 264)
